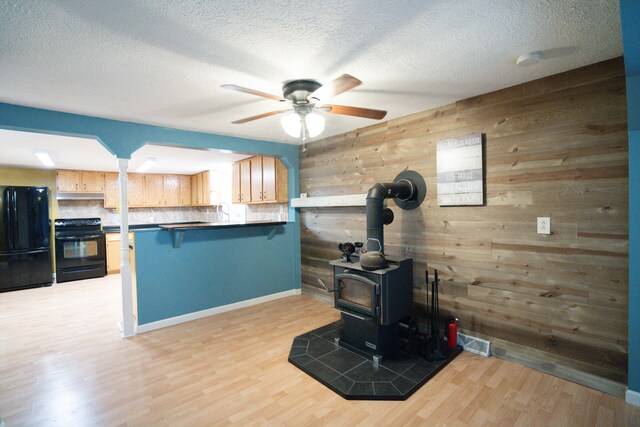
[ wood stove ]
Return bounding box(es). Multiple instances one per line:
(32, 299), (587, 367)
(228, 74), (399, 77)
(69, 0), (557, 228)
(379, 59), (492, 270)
(329, 170), (427, 361)
(289, 170), (463, 399)
(331, 257), (413, 359)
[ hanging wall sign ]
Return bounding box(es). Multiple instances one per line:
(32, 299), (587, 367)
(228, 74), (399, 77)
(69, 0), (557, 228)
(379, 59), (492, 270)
(436, 133), (485, 206)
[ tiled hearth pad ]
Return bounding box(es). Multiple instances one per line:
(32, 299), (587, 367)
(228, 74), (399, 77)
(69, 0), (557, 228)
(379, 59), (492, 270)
(288, 320), (462, 400)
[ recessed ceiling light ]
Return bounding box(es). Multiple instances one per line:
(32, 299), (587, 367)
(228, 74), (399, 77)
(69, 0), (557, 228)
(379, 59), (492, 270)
(516, 51), (542, 66)
(137, 157), (157, 173)
(35, 151), (54, 167)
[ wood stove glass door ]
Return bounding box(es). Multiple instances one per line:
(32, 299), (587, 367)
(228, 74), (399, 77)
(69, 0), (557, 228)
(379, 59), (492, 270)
(334, 273), (379, 318)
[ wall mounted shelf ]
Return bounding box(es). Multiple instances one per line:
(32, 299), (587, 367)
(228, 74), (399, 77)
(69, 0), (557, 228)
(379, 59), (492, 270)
(291, 194), (384, 208)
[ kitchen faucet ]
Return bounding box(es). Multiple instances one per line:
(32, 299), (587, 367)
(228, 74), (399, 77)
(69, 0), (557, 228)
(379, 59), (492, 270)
(217, 202), (230, 223)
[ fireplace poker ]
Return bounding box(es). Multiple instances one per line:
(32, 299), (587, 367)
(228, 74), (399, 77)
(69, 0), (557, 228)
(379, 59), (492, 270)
(426, 269), (447, 361)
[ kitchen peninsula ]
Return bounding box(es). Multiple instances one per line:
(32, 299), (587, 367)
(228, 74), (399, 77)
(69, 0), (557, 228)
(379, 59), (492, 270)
(131, 219), (297, 332)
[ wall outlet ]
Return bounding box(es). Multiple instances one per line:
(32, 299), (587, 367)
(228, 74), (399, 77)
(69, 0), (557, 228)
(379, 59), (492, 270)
(537, 217), (551, 235)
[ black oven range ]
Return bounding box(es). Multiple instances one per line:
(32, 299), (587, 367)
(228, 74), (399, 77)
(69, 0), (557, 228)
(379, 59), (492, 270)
(54, 218), (107, 283)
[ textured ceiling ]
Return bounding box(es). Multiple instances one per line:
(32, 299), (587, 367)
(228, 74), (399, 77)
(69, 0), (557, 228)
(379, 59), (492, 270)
(0, 0), (623, 146)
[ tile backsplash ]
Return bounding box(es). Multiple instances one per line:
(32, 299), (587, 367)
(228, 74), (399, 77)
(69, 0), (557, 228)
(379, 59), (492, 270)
(57, 200), (288, 225)
(246, 203), (288, 222)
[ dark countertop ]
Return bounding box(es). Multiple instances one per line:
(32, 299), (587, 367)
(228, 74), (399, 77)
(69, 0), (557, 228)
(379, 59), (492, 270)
(103, 221), (207, 233)
(103, 221), (286, 233)
(158, 221), (287, 231)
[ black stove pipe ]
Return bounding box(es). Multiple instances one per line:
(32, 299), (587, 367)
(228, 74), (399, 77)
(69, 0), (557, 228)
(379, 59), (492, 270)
(365, 181), (414, 252)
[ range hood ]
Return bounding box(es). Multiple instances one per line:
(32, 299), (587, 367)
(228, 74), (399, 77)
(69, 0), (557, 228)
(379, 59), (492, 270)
(56, 192), (105, 200)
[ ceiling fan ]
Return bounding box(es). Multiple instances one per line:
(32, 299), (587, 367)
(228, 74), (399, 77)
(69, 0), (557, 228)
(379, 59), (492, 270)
(221, 74), (387, 148)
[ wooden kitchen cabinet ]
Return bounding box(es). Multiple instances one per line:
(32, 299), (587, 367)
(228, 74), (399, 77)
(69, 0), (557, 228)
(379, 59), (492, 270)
(144, 175), (163, 206)
(106, 232), (135, 274)
(250, 156), (263, 202)
(128, 173), (145, 207)
(262, 156), (288, 202)
(104, 172), (144, 209)
(103, 172), (118, 208)
(56, 170), (104, 193)
(104, 173), (146, 209)
(232, 162), (241, 203)
(201, 171), (211, 205)
(240, 159), (252, 203)
(105, 232), (137, 321)
(56, 170), (82, 192)
(163, 175), (180, 206)
(232, 156), (287, 204)
(178, 175), (191, 205)
(81, 171), (105, 192)
(191, 173), (202, 205)
(190, 171), (211, 206)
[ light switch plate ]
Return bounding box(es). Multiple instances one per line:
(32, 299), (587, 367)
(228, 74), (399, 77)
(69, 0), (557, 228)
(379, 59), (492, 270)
(537, 217), (551, 234)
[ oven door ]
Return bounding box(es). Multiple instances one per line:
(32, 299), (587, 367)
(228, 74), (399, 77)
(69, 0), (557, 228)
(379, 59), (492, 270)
(334, 273), (380, 319)
(55, 233), (106, 270)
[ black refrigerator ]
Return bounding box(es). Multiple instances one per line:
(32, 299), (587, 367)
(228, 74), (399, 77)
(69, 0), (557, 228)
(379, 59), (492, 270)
(0, 186), (53, 292)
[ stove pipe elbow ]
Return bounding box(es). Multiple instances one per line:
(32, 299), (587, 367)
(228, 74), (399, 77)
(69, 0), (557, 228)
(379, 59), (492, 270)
(365, 181), (413, 253)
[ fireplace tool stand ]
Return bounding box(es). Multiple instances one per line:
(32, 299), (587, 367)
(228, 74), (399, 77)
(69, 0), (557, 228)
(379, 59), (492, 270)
(422, 269), (448, 361)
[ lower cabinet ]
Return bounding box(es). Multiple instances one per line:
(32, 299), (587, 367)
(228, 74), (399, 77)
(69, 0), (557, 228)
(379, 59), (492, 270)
(106, 232), (136, 274)
(106, 232), (137, 321)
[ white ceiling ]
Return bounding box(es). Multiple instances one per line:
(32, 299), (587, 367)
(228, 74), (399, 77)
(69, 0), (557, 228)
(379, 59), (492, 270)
(0, 0), (623, 169)
(0, 129), (250, 174)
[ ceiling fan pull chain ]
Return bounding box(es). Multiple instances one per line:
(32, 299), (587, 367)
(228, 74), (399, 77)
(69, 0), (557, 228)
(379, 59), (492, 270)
(301, 118), (308, 152)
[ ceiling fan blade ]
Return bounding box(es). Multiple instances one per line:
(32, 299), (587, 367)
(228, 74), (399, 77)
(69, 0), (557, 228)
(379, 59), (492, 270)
(324, 104), (387, 120)
(221, 84), (285, 102)
(309, 74), (362, 102)
(231, 109), (289, 124)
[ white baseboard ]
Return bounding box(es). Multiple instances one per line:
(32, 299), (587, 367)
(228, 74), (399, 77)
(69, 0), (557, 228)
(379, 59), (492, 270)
(136, 288), (302, 334)
(627, 388), (640, 407)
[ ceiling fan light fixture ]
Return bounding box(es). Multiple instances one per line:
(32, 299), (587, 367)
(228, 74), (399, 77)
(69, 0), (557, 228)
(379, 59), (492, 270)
(281, 113), (302, 138)
(305, 113), (325, 138)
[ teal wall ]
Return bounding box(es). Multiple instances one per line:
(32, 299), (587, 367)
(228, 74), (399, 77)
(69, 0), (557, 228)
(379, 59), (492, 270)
(621, 0), (639, 392)
(134, 225), (296, 325)
(0, 102), (302, 324)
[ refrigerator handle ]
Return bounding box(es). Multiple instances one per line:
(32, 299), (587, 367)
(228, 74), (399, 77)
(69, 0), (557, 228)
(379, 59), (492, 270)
(8, 189), (15, 249)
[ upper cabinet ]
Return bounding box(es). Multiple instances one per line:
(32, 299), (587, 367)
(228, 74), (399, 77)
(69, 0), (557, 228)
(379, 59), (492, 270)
(231, 162), (241, 204)
(162, 175), (180, 206)
(178, 175), (191, 206)
(240, 159), (251, 203)
(61, 169), (214, 208)
(56, 170), (104, 193)
(81, 171), (105, 192)
(128, 174), (145, 207)
(232, 156), (287, 204)
(144, 174), (195, 207)
(144, 175), (164, 206)
(190, 171), (211, 206)
(104, 173), (146, 208)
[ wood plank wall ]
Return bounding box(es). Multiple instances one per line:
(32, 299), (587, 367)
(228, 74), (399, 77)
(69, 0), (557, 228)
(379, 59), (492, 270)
(299, 58), (629, 388)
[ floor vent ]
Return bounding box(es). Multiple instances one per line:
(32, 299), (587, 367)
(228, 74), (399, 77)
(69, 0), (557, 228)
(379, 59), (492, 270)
(458, 332), (491, 357)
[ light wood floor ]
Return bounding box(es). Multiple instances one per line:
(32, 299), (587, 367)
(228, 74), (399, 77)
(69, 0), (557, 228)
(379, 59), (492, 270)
(1, 276), (638, 426)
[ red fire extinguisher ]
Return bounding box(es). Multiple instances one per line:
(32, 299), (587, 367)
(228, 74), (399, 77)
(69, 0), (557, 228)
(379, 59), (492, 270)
(447, 316), (458, 349)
